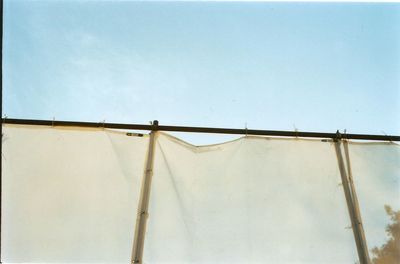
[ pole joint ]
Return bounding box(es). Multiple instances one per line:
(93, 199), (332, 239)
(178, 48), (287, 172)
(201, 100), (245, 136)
(334, 130), (342, 142)
(152, 120), (159, 131)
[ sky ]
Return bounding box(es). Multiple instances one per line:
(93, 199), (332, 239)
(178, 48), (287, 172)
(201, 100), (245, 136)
(2, 2), (400, 262)
(3, 0), (400, 144)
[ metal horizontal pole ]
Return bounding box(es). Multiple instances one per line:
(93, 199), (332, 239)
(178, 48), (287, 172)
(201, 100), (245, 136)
(2, 118), (400, 141)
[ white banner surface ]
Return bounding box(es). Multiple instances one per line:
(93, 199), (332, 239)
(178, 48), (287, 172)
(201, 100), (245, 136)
(2, 125), (399, 263)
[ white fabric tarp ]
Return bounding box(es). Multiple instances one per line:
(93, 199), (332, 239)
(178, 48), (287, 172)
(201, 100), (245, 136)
(2, 124), (399, 263)
(2, 125), (149, 262)
(347, 142), (400, 255)
(146, 134), (357, 263)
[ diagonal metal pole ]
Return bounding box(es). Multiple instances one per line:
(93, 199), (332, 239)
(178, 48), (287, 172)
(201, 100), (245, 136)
(343, 140), (371, 263)
(334, 132), (370, 264)
(131, 121), (158, 264)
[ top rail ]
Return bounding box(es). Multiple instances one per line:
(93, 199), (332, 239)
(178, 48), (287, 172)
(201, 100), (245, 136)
(2, 118), (400, 142)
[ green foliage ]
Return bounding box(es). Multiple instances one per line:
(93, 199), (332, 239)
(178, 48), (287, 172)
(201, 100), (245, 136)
(371, 205), (400, 264)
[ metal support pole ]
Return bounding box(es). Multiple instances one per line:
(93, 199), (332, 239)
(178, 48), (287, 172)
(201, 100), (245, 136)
(343, 140), (371, 263)
(131, 121), (158, 264)
(334, 132), (370, 264)
(2, 118), (400, 142)
(0, 0), (3, 261)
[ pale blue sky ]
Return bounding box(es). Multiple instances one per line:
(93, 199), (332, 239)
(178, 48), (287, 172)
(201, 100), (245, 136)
(3, 0), (400, 144)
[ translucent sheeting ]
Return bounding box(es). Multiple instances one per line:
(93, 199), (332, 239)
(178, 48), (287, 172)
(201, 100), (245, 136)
(145, 133), (358, 263)
(347, 142), (400, 256)
(2, 125), (149, 263)
(3, 125), (399, 263)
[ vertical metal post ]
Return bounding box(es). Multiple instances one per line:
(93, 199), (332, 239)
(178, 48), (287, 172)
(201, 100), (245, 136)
(0, 0), (3, 261)
(334, 132), (370, 264)
(131, 121), (158, 264)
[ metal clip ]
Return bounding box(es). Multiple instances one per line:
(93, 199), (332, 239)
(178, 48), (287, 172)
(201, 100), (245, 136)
(152, 120), (159, 131)
(335, 130), (342, 142)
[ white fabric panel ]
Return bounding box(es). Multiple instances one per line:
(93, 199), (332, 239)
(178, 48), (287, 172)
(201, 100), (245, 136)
(2, 124), (149, 263)
(347, 142), (400, 254)
(4, 125), (396, 263)
(145, 133), (358, 263)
